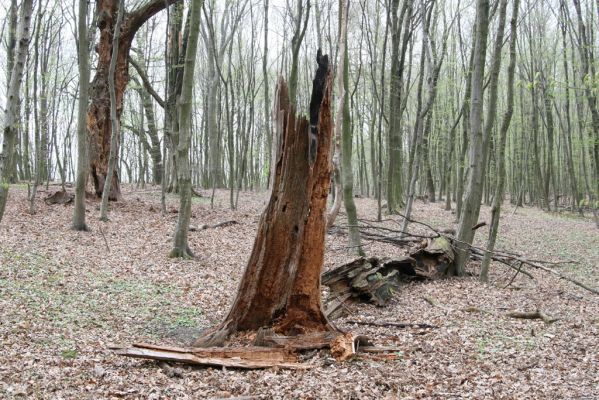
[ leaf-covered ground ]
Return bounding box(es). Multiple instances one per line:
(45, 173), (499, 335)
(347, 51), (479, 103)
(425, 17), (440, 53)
(1, 185), (597, 399)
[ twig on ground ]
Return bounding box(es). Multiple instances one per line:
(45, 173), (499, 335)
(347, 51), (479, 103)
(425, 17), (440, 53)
(99, 225), (110, 251)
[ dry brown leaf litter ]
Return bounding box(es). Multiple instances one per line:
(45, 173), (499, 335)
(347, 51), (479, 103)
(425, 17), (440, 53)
(0, 185), (597, 399)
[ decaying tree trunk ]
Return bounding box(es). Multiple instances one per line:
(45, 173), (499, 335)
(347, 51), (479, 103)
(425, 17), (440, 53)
(87, 0), (180, 200)
(322, 237), (454, 319)
(194, 53), (336, 347)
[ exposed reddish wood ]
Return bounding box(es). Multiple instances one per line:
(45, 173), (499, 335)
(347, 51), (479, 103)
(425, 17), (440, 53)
(254, 329), (341, 350)
(110, 342), (306, 369)
(330, 333), (357, 361)
(194, 56), (335, 347)
(87, 0), (181, 200)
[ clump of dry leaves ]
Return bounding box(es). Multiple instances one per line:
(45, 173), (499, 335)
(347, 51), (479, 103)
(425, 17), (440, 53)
(1, 185), (597, 399)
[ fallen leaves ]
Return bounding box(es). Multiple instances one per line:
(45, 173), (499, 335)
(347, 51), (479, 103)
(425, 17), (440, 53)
(0, 186), (597, 399)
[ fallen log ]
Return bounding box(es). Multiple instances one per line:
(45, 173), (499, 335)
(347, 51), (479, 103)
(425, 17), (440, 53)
(110, 343), (307, 369)
(44, 189), (74, 205)
(323, 237), (454, 316)
(339, 217), (597, 295)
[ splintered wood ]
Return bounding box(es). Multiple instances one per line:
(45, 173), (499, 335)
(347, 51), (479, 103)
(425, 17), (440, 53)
(110, 343), (308, 369)
(322, 237), (455, 319)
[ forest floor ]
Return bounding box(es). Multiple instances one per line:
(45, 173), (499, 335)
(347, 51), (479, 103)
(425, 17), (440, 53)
(1, 185), (598, 399)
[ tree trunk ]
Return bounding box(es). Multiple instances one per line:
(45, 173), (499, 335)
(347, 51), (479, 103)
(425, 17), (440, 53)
(386, 0), (412, 214)
(480, 0), (518, 282)
(339, 0), (363, 255)
(73, 0), (91, 231)
(263, 0), (271, 188)
(195, 55), (335, 347)
(99, 0), (125, 221)
(451, 0), (491, 276)
(0, 0), (34, 224)
(169, 0), (203, 258)
(88, 0), (181, 200)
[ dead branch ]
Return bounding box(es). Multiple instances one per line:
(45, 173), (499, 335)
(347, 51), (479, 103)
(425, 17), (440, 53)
(98, 225), (110, 251)
(345, 320), (437, 329)
(337, 217), (597, 295)
(506, 309), (558, 324)
(190, 220), (239, 231)
(471, 221), (487, 230)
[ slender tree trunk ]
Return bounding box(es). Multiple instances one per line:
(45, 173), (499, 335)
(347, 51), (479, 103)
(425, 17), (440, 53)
(169, 0), (203, 258)
(73, 0), (91, 231)
(263, 0), (271, 188)
(573, 0), (599, 201)
(288, 1), (311, 102)
(386, 0), (412, 214)
(338, 0), (363, 255)
(451, 0), (491, 276)
(480, 0), (518, 282)
(0, 0), (34, 224)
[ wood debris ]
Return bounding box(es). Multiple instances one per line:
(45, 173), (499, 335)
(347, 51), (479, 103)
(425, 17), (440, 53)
(110, 343), (308, 369)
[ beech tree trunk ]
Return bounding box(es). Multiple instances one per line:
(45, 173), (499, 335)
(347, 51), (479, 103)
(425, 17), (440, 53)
(195, 54), (335, 347)
(0, 0), (33, 224)
(169, 0), (204, 258)
(87, 0), (180, 200)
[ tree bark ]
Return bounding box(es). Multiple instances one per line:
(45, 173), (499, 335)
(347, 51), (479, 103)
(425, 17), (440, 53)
(195, 55), (335, 347)
(480, 0), (518, 282)
(170, 0), (204, 258)
(87, 0), (181, 200)
(339, 0), (363, 255)
(0, 0), (34, 224)
(386, 0), (412, 214)
(73, 0), (91, 231)
(99, 0), (125, 221)
(451, 0), (491, 276)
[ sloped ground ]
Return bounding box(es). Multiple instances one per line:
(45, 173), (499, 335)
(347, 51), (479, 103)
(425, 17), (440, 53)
(0, 185), (597, 399)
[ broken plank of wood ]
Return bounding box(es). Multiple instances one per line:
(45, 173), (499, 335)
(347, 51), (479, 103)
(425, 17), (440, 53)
(324, 292), (352, 320)
(254, 330), (341, 350)
(110, 343), (308, 369)
(506, 310), (558, 324)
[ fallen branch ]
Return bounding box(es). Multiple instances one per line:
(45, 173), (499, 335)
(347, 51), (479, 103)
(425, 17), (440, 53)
(339, 217), (597, 295)
(345, 319), (437, 329)
(506, 309), (558, 324)
(190, 220), (239, 231)
(471, 221), (487, 231)
(470, 248), (598, 295)
(98, 225), (110, 251)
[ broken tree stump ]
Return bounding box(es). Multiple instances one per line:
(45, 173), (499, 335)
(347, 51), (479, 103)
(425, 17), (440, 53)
(192, 51), (337, 348)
